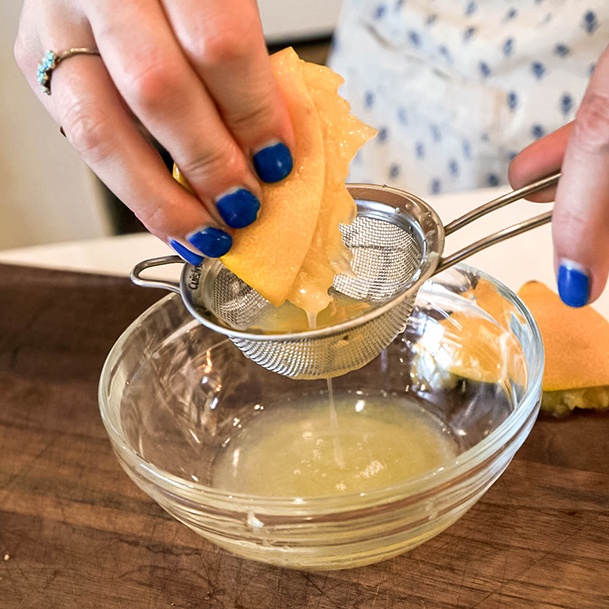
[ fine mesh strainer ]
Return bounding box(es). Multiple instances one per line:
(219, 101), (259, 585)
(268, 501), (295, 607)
(132, 174), (559, 379)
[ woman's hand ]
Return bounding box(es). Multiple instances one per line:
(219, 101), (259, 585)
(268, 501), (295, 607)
(14, 0), (294, 264)
(510, 44), (609, 307)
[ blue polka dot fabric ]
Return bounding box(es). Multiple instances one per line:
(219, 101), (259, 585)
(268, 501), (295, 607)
(328, 0), (608, 196)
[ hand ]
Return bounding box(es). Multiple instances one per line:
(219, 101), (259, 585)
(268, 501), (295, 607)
(509, 44), (609, 307)
(14, 0), (294, 264)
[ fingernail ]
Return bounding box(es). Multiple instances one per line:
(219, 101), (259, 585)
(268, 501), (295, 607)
(253, 141), (293, 183)
(557, 260), (590, 307)
(169, 238), (204, 266)
(216, 188), (261, 229)
(187, 226), (233, 258)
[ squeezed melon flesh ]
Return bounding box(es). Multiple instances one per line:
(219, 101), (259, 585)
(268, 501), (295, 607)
(283, 60), (375, 316)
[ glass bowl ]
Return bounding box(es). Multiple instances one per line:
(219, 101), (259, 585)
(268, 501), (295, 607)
(99, 265), (542, 570)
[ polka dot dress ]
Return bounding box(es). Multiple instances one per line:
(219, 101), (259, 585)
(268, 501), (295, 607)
(329, 0), (608, 196)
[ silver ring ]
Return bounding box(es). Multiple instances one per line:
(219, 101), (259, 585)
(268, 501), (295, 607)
(37, 48), (101, 96)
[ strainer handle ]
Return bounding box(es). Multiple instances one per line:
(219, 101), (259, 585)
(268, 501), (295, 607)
(436, 172), (560, 273)
(130, 255), (182, 293)
(444, 172), (560, 235)
(436, 210), (552, 273)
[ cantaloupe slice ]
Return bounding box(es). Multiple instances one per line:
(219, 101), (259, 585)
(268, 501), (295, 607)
(174, 47), (376, 310)
(517, 280), (609, 415)
(219, 48), (327, 306)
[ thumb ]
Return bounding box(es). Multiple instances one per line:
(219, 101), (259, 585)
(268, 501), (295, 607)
(552, 44), (609, 307)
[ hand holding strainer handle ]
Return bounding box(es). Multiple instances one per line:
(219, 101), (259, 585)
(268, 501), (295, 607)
(132, 173), (560, 379)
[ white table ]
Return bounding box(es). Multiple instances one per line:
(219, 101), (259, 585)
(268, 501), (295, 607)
(0, 186), (607, 318)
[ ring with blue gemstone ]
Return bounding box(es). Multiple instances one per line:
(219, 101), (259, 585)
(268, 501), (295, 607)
(37, 48), (100, 95)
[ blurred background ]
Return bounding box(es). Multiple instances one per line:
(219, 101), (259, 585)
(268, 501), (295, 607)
(0, 0), (341, 251)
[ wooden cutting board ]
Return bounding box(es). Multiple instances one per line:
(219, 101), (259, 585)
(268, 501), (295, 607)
(0, 263), (607, 609)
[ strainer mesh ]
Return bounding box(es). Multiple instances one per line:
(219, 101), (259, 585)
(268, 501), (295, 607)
(201, 212), (426, 379)
(212, 267), (270, 330)
(334, 215), (422, 300)
(232, 295), (416, 379)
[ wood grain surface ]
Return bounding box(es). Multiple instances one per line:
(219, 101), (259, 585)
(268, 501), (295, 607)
(0, 263), (608, 609)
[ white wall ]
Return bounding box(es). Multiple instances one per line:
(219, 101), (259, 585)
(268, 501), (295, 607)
(258, 0), (343, 43)
(0, 3), (111, 250)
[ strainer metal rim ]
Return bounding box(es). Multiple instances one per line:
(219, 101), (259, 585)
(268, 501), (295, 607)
(179, 183), (446, 342)
(180, 263), (430, 342)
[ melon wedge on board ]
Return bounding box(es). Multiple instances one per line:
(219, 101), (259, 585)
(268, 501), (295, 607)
(518, 280), (609, 415)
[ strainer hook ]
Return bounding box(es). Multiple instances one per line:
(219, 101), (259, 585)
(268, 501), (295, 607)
(130, 255), (182, 294)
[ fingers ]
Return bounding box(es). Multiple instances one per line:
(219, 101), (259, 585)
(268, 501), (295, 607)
(87, 0), (293, 221)
(16, 0), (295, 265)
(160, 0), (295, 180)
(87, 0), (253, 208)
(16, 0), (234, 262)
(508, 123), (572, 202)
(52, 57), (234, 263)
(550, 47), (609, 306)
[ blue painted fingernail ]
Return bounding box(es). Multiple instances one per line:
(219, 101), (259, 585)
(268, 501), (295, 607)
(253, 141), (293, 183)
(216, 188), (261, 229)
(169, 239), (204, 266)
(187, 226), (233, 258)
(557, 261), (590, 307)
